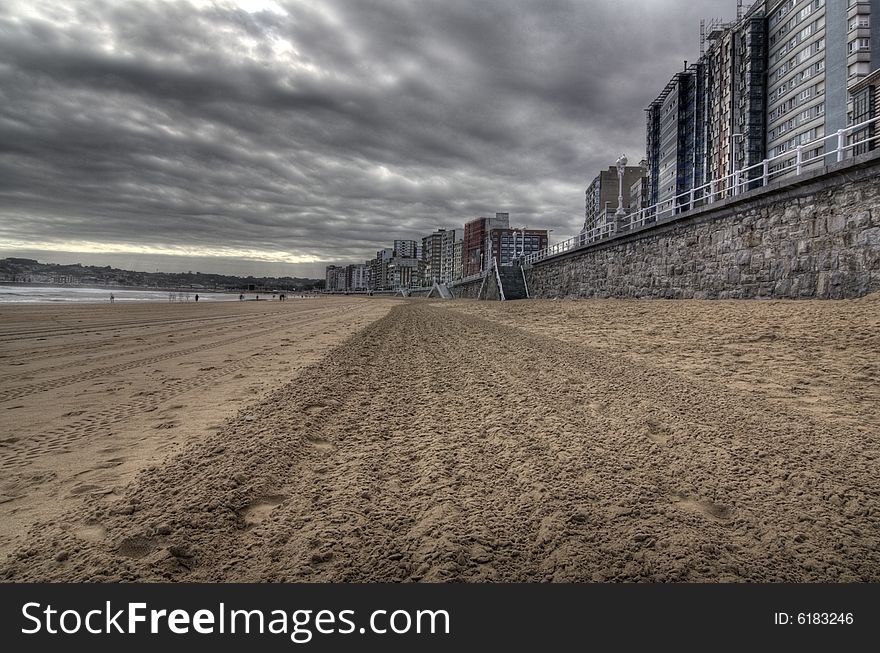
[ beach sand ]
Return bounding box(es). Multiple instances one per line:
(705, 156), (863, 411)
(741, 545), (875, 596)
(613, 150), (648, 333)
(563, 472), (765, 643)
(1, 295), (878, 582)
(0, 297), (397, 560)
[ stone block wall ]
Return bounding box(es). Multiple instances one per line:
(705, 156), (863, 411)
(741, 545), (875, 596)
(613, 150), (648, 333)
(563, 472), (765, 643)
(451, 277), (486, 299)
(526, 153), (880, 300)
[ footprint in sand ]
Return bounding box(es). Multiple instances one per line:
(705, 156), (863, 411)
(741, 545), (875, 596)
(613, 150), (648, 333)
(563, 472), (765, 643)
(73, 524), (107, 543)
(117, 534), (157, 558)
(239, 495), (286, 527)
(303, 404), (328, 415)
(643, 418), (671, 445)
(670, 493), (733, 521)
(307, 437), (333, 452)
(69, 483), (108, 496)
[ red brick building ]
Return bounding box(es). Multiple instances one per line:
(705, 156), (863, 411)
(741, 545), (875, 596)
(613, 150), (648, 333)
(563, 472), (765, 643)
(463, 213), (509, 276)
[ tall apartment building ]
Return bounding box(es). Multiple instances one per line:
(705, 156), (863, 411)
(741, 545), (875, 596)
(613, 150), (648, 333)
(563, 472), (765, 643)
(846, 1), (880, 150)
(488, 228), (549, 267)
(368, 248), (393, 291)
(325, 265), (340, 291)
(452, 239), (463, 282)
(463, 213), (509, 276)
(765, 0), (880, 172)
(629, 159), (650, 211)
(645, 63), (705, 210)
(583, 164), (647, 232)
(847, 1), (879, 80)
(421, 230), (446, 286)
(439, 228), (462, 285)
(347, 263), (370, 291)
(765, 0), (831, 173)
(325, 263), (369, 291)
(645, 0), (880, 201)
(393, 239), (418, 259)
(388, 257), (419, 289)
(701, 8), (767, 190)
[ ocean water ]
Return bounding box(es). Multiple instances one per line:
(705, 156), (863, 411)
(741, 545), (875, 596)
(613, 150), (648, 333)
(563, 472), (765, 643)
(0, 285), (243, 304)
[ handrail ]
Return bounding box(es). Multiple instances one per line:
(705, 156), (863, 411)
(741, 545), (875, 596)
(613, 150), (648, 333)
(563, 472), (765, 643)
(523, 115), (880, 266)
(493, 259), (505, 301)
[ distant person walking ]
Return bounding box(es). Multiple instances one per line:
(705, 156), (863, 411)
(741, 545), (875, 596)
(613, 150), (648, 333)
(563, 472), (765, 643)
(109, 293), (114, 303)
(239, 294), (244, 301)
(195, 294), (199, 302)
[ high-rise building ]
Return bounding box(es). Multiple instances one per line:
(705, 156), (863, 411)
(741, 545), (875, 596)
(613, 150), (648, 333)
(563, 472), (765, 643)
(368, 248), (393, 291)
(463, 213), (510, 276)
(645, 63), (706, 211)
(700, 8), (767, 192)
(346, 263), (370, 291)
(583, 164), (647, 232)
(325, 265), (340, 291)
(765, 0), (880, 173)
(841, 0), (879, 153)
(452, 239), (463, 282)
(629, 159), (650, 213)
(421, 230), (446, 286)
(439, 228), (462, 285)
(388, 257), (419, 289)
(642, 1), (878, 206)
(765, 0), (830, 174)
(393, 240), (418, 259)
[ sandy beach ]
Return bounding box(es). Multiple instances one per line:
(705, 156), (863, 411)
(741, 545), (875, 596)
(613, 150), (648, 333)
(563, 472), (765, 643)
(1, 295), (878, 582)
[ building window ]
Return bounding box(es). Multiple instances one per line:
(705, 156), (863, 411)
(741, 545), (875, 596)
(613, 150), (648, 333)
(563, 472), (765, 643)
(849, 38), (872, 53)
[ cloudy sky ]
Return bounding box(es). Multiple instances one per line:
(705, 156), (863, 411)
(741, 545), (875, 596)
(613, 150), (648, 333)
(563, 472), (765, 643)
(0, 0), (733, 278)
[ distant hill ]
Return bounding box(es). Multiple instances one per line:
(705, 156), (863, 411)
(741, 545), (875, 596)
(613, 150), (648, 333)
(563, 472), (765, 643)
(0, 258), (325, 291)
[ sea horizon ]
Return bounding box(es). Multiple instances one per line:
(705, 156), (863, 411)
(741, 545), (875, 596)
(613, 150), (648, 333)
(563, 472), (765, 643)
(0, 284), (248, 304)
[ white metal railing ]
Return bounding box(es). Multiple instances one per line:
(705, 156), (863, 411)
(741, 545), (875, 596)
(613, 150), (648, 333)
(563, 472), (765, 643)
(523, 115), (880, 266)
(493, 258), (505, 301)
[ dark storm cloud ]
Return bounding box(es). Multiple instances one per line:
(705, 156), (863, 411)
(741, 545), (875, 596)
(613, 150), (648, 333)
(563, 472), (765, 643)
(0, 0), (732, 276)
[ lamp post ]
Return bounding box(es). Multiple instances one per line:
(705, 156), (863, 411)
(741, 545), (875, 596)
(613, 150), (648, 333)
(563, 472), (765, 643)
(615, 154), (628, 217)
(614, 154), (628, 233)
(731, 133), (744, 196)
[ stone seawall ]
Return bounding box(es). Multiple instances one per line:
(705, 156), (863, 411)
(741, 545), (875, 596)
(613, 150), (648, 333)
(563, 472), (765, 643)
(451, 277), (484, 299)
(451, 274), (503, 300)
(526, 151), (880, 299)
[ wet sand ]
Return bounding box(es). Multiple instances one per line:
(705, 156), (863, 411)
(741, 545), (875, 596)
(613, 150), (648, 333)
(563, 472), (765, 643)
(2, 296), (878, 581)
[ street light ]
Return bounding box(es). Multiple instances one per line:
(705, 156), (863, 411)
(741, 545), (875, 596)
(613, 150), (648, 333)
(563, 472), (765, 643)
(731, 133), (745, 196)
(615, 154), (628, 217)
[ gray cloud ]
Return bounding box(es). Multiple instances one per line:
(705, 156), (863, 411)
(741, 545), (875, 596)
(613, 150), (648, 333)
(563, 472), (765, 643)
(0, 0), (733, 277)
